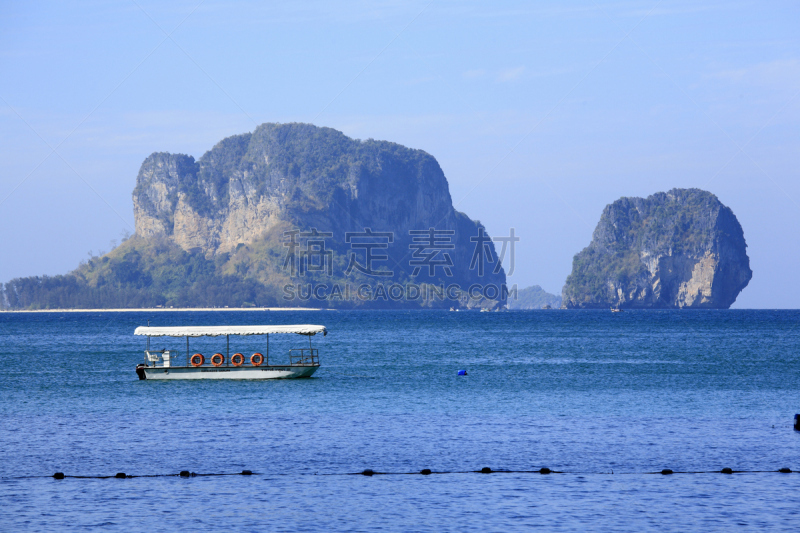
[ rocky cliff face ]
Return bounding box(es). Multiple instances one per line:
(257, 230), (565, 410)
(562, 189), (752, 309)
(132, 123), (506, 302)
(134, 125), (458, 254)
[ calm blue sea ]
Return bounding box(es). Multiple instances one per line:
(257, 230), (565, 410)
(1, 309), (799, 531)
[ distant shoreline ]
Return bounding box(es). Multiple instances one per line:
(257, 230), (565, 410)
(0, 307), (326, 313)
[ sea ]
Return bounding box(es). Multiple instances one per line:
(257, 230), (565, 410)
(1, 309), (799, 532)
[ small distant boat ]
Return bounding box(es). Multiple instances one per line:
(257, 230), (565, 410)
(134, 324), (327, 380)
(611, 308), (622, 313)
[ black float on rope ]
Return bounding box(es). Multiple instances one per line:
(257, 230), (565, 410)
(36, 465), (800, 480)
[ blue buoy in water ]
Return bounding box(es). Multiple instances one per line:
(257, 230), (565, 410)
(457, 370), (467, 376)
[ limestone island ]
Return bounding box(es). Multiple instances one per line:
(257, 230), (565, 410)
(562, 188), (752, 309)
(1, 123), (506, 310)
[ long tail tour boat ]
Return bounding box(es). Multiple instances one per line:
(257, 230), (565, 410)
(134, 324), (327, 380)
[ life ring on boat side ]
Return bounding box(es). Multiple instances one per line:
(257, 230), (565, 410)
(231, 353), (244, 367)
(190, 353), (204, 367)
(251, 353), (264, 367)
(211, 353), (224, 367)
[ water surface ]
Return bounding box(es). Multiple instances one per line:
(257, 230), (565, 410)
(1, 310), (799, 531)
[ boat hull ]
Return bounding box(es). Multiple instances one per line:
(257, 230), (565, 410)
(139, 365), (319, 380)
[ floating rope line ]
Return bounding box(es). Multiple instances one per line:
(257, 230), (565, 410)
(1, 466), (791, 481)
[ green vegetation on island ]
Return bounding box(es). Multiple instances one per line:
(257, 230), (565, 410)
(2, 123), (507, 310)
(507, 285), (562, 309)
(562, 188), (751, 309)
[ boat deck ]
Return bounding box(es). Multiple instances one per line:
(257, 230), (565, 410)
(137, 364), (319, 380)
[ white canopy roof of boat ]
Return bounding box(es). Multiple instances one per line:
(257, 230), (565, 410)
(134, 325), (327, 337)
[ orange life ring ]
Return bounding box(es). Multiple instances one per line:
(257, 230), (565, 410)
(190, 353), (204, 367)
(251, 353), (264, 366)
(231, 353), (244, 367)
(211, 353), (224, 367)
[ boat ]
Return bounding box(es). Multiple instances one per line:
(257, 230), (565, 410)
(133, 324), (327, 380)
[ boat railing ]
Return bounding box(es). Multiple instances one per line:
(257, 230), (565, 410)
(289, 348), (319, 366)
(146, 349), (319, 367)
(144, 350), (180, 367)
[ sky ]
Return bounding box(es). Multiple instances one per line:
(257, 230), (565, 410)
(1, 0), (798, 308)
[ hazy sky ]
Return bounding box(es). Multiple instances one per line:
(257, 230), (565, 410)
(1, 1), (798, 307)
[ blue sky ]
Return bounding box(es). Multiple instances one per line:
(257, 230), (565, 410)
(1, 1), (798, 307)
